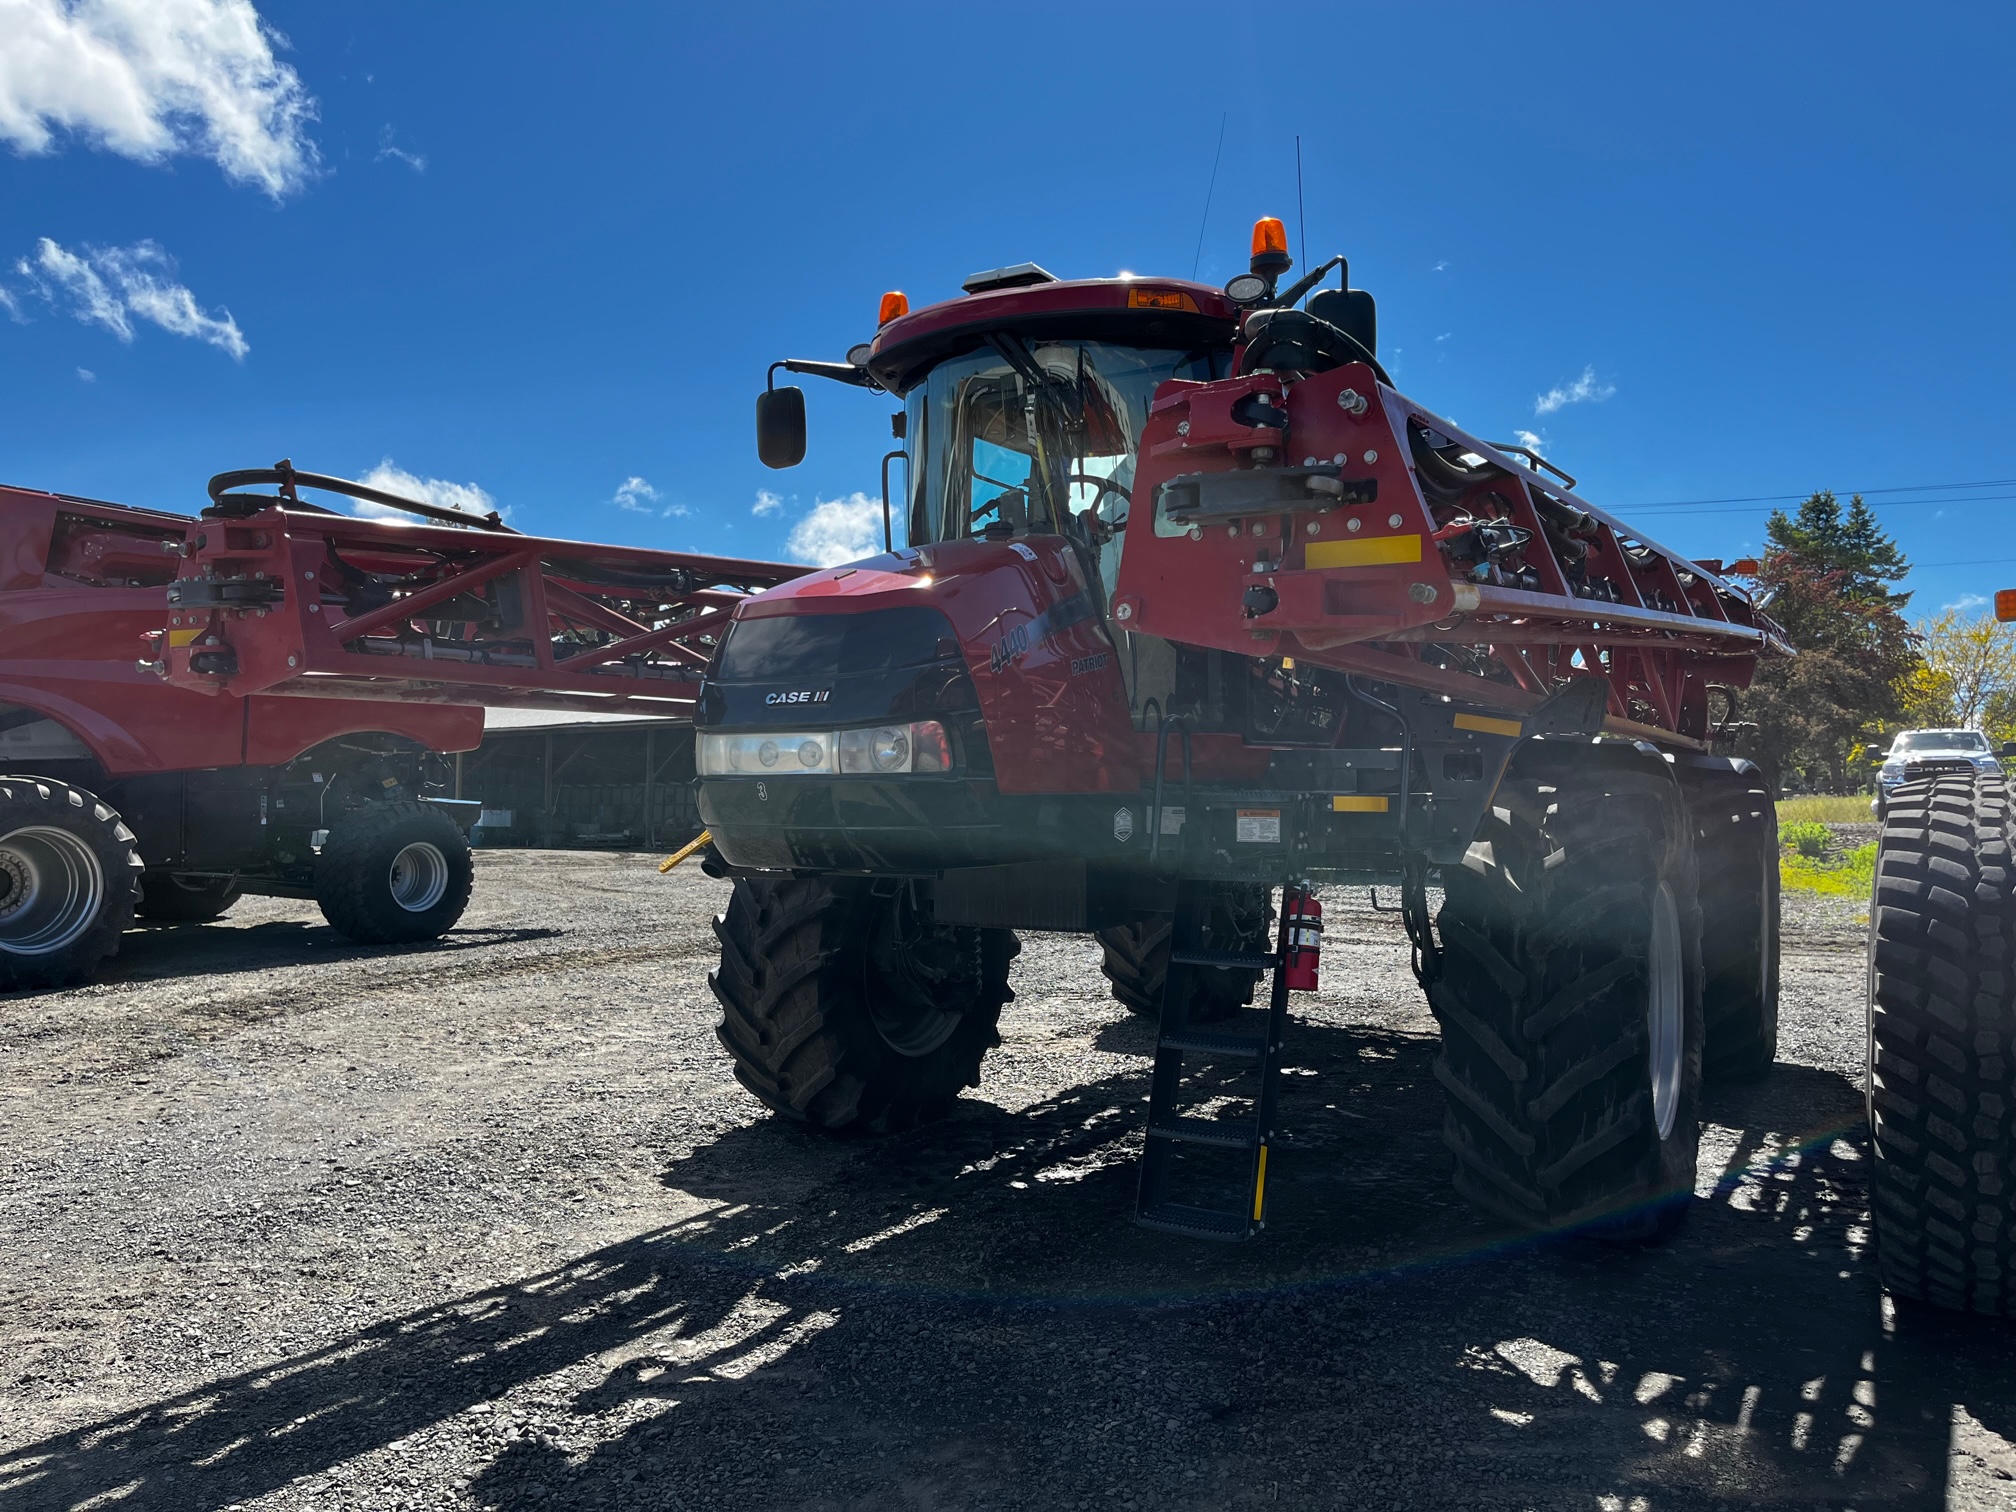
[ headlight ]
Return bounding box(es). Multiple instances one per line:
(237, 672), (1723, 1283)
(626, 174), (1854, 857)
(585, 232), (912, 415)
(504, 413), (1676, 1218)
(699, 721), (949, 777)
(1977, 755), (2002, 771)
(1879, 761), (1905, 781)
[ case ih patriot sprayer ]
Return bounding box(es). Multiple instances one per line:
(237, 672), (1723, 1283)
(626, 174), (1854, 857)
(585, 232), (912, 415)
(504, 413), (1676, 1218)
(0, 466), (800, 988)
(126, 218), (2012, 1317)
(712, 221), (1799, 1252)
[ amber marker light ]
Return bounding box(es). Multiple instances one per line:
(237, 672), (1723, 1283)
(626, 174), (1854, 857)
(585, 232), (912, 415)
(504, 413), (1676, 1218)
(1996, 588), (2016, 623)
(1126, 287), (1198, 312)
(878, 291), (910, 325)
(1250, 217), (1292, 278)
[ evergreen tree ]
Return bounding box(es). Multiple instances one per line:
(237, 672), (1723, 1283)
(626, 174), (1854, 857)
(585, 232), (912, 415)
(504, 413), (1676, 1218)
(1764, 491), (1909, 605)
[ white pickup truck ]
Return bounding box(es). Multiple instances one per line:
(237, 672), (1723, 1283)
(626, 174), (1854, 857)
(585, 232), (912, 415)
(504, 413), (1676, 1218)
(1873, 727), (2014, 816)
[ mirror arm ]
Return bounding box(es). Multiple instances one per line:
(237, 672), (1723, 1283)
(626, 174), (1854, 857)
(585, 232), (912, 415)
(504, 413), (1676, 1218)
(772, 358), (877, 390)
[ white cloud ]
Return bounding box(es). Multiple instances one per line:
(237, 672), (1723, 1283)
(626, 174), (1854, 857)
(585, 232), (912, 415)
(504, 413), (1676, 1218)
(0, 0), (318, 198)
(356, 459), (499, 522)
(1433, 259), (1450, 272)
(12, 237), (247, 357)
(1512, 428), (1545, 454)
(613, 475), (658, 513)
(1535, 365), (1615, 416)
(75, 365), (93, 381)
(374, 124), (423, 173)
(785, 492), (885, 567)
(752, 488), (784, 517)
(662, 503), (690, 519)
(1948, 593), (1990, 613)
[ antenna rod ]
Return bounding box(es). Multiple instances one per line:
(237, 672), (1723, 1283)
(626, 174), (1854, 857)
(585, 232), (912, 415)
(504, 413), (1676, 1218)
(1295, 135), (1308, 272)
(1192, 113), (1228, 281)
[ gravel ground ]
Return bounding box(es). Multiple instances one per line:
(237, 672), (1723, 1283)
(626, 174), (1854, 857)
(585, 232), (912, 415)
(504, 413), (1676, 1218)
(0, 852), (2011, 1512)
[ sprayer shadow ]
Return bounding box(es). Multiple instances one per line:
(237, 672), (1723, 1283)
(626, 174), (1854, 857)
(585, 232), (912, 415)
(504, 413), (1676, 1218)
(9, 1011), (2010, 1511)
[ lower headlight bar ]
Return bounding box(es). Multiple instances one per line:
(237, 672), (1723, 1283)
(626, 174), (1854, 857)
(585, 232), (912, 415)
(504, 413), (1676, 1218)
(698, 720), (951, 776)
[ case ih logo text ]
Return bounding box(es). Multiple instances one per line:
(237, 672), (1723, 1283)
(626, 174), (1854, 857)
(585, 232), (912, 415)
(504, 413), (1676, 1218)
(764, 689), (832, 706)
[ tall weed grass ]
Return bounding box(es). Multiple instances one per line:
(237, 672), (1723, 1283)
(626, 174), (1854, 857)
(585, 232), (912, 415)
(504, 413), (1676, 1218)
(1777, 795), (1874, 825)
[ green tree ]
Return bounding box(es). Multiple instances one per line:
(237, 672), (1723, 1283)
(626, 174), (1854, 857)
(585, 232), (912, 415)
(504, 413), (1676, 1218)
(1740, 491), (1919, 791)
(1908, 608), (2016, 731)
(1764, 490), (1910, 605)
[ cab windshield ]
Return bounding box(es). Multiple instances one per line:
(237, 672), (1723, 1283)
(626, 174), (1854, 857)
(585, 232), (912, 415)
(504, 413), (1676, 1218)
(905, 342), (1225, 564)
(1894, 729), (1990, 753)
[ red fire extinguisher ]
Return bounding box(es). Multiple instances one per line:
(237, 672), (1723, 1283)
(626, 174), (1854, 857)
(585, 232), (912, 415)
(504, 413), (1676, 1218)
(1282, 885), (1322, 992)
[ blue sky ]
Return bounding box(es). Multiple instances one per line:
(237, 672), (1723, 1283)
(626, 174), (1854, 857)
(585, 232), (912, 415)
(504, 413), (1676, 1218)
(3, 2), (2013, 613)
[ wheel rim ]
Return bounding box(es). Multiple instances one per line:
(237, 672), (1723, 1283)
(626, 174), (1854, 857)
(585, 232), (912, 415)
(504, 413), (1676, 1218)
(0, 826), (105, 955)
(864, 891), (978, 1058)
(387, 842), (449, 913)
(1647, 882), (1684, 1140)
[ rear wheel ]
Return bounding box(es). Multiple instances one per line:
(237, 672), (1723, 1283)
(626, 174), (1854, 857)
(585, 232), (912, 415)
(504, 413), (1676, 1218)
(0, 776), (141, 989)
(1097, 883), (1271, 1022)
(1867, 772), (2016, 1316)
(710, 877), (1016, 1132)
(314, 802), (473, 944)
(1428, 746), (1705, 1240)
(1684, 762), (1780, 1081)
(136, 872), (242, 922)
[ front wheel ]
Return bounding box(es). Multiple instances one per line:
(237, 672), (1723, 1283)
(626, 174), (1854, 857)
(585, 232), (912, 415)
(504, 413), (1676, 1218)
(0, 776), (141, 989)
(314, 802), (474, 944)
(710, 877), (1016, 1132)
(1685, 762), (1780, 1082)
(1428, 746), (1705, 1240)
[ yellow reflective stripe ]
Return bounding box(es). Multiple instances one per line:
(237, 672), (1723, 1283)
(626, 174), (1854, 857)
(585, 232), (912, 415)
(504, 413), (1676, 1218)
(1453, 712), (1524, 739)
(1305, 534), (1424, 569)
(167, 628), (203, 646)
(1252, 1145), (1269, 1222)
(1331, 795), (1390, 812)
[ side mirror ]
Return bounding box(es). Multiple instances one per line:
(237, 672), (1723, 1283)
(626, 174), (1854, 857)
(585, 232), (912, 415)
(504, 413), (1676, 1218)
(2000, 742), (2016, 758)
(756, 386), (806, 469)
(1864, 744), (1886, 760)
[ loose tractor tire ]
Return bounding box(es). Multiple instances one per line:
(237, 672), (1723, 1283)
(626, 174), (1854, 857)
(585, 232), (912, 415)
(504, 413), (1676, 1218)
(314, 801), (474, 945)
(136, 873), (243, 923)
(0, 776), (142, 990)
(1096, 882), (1271, 1022)
(709, 876), (1017, 1133)
(1868, 772), (2016, 1316)
(1428, 746), (1705, 1240)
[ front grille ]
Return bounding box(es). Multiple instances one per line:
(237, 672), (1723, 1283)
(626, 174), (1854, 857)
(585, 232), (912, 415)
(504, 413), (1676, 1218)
(1907, 760), (1980, 781)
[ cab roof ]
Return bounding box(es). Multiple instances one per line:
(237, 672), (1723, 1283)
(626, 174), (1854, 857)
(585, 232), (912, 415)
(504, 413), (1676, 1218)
(863, 276), (1239, 396)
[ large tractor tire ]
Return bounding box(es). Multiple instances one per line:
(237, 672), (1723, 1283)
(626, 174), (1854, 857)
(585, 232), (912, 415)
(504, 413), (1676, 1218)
(136, 872), (242, 923)
(1096, 883), (1271, 1022)
(0, 775), (142, 989)
(314, 801), (474, 944)
(710, 876), (1016, 1133)
(1428, 745), (1705, 1240)
(1867, 772), (2016, 1316)
(1683, 761), (1781, 1081)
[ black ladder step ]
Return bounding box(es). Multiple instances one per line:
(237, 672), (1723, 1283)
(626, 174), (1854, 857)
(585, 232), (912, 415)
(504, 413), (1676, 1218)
(1147, 1116), (1261, 1149)
(1158, 1028), (1266, 1059)
(1171, 948), (1275, 971)
(1136, 1202), (1252, 1241)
